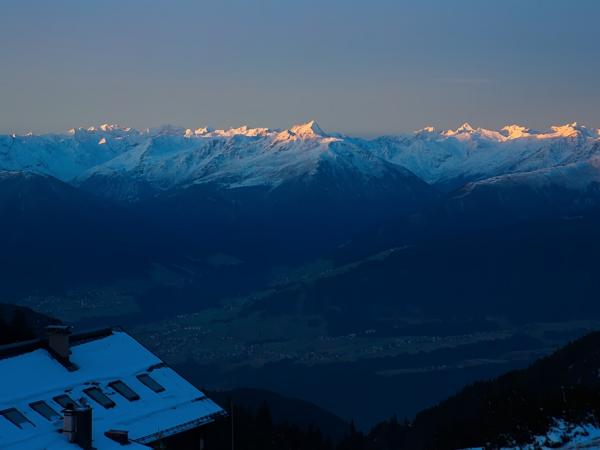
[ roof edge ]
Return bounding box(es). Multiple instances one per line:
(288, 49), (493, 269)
(0, 326), (119, 360)
(133, 410), (227, 444)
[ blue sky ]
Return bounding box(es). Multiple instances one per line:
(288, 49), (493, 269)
(1, 0), (599, 135)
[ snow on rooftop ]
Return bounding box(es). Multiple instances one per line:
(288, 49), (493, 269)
(0, 330), (225, 449)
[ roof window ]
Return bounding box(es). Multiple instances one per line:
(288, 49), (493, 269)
(53, 394), (76, 409)
(137, 373), (165, 393)
(109, 380), (140, 401)
(29, 401), (60, 421)
(0, 408), (33, 429)
(84, 387), (116, 409)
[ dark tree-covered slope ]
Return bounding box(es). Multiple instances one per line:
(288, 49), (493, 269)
(364, 331), (600, 449)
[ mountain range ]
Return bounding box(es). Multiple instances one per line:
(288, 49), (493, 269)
(3, 119), (600, 294)
(3, 120), (599, 194)
(2, 120), (599, 225)
(3, 120), (600, 222)
(4, 120), (600, 431)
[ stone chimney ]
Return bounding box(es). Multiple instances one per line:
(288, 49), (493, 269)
(46, 325), (72, 362)
(63, 403), (93, 449)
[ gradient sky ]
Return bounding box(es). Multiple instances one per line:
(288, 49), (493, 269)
(1, 0), (599, 136)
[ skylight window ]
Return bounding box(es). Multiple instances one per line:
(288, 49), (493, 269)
(29, 401), (60, 421)
(53, 394), (76, 409)
(0, 408), (33, 429)
(109, 380), (140, 401)
(137, 373), (166, 393)
(84, 387), (116, 409)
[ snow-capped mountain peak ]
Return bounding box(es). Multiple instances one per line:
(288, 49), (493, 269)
(443, 122), (476, 136)
(72, 123), (133, 133)
(501, 124), (532, 139)
(441, 122), (508, 142)
(545, 122), (593, 139)
(99, 123), (131, 132)
(417, 126), (437, 134)
(184, 127), (215, 137)
(274, 120), (331, 143)
(456, 122), (475, 133)
(67, 123), (137, 137)
(288, 120), (326, 138)
(2, 120), (600, 200)
(207, 125), (273, 138)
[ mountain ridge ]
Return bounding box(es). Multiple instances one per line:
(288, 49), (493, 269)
(3, 119), (600, 243)
(3, 120), (599, 197)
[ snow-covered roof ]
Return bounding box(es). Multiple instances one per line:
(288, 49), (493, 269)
(0, 328), (225, 449)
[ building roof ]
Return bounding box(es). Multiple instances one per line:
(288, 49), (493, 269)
(0, 328), (225, 449)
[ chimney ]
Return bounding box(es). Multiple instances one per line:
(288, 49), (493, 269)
(63, 403), (93, 449)
(46, 325), (72, 362)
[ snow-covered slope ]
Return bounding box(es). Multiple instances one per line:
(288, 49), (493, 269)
(0, 121), (443, 261)
(363, 122), (600, 188)
(1, 120), (599, 201)
(498, 420), (600, 450)
(0, 121), (426, 200)
(0, 124), (139, 181)
(76, 120), (410, 198)
(441, 155), (600, 220)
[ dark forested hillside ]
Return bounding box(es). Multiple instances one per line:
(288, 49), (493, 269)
(209, 388), (351, 443)
(361, 330), (600, 449)
(247, 211), (600, 334)
(0, 303), (59, 344)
